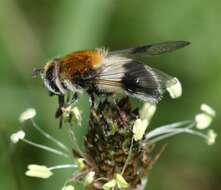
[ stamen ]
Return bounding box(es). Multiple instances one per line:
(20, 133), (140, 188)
(65, 123), (84, 157)
(21, 138), (69, 158)
(31, 119), (69, 153)
(49, 164), (77, 171)
(145, 120), (192, 140)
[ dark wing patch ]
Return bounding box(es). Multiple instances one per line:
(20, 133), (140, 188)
(121, 61), (174, 103)
(109, 41), (190, 57)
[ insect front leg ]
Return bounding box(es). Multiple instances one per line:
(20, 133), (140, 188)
(68, 92), (79, 106)
(66, 92), (79, 123)
(55, 95), (65, 118)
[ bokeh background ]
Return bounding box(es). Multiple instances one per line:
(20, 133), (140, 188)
(0, 0), (220, 190)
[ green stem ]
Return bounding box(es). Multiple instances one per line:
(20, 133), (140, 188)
(65, 123), (84, 158)
(121, 138), (134, 175)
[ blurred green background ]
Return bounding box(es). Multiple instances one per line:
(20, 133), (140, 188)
(0, 0), (220, 189)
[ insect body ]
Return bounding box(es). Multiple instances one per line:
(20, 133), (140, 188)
(33, 41), (190, 118)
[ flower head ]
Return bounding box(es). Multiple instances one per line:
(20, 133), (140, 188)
(166, 77), (182, 99)
(25, 164), (53, 179)
(19, 108), (36, 122)
(10, 130), (25, 144)
(13, 96), (217, 189)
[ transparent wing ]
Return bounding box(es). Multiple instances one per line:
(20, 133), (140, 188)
(109, 41), (190, 57)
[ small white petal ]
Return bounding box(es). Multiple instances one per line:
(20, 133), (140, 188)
(201, 104), (216, 117)
(133, 119), (149, 141)
(195, 113), (213, 129)
(207, 130), (217, 145)
(17, 130), (26, 139)
(62, 106), (72, 118)
(62, 106), (82, 125)
(10, 134), (19, 144)
(25, 164), (53, 179)
(139, 102), (156, 121)
(72, 107), (82, 125)
(76, 158), (85, 170)
(102, 179), (116, 190)
(115, 174), (129, 189)
(62, 185), (75, 190)
(84, 171), (95, 185)
(19, 108), (36, 122)
(166, 78), (182, 99)
(10, 130), (26, 144)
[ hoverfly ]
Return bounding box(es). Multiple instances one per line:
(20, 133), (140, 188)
(33, 41), (189, 119)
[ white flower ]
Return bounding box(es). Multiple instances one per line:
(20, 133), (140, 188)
(25, 164), (53, 179)
(133, 119), (148, 141)
(115, 174), (129, 189)
(10, 130), (26, 144)
(72, 107), (82, 125)
(102, 179), (117, 190)
(76, 158), (85, 170)
(139, 102), (156, 121)
(62, 106), (82, 125)
(62, 185), (75, 190)
(207, 130), (217, 145)
(201, 104), (216, 117)
(166, 77), (182, 99)
(62, 106), (72, 118)
(195, 113), (213, 129)
(19, 108), (36, 122)
(102, 174), (129, 190)
(84, 171), (95, 185)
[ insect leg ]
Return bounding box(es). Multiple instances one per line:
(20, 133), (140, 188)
(55, 95), (65, 118)
(68, 92), (79, 106)
(66, 92), (79, 124)
(54, 59), (66, 94)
